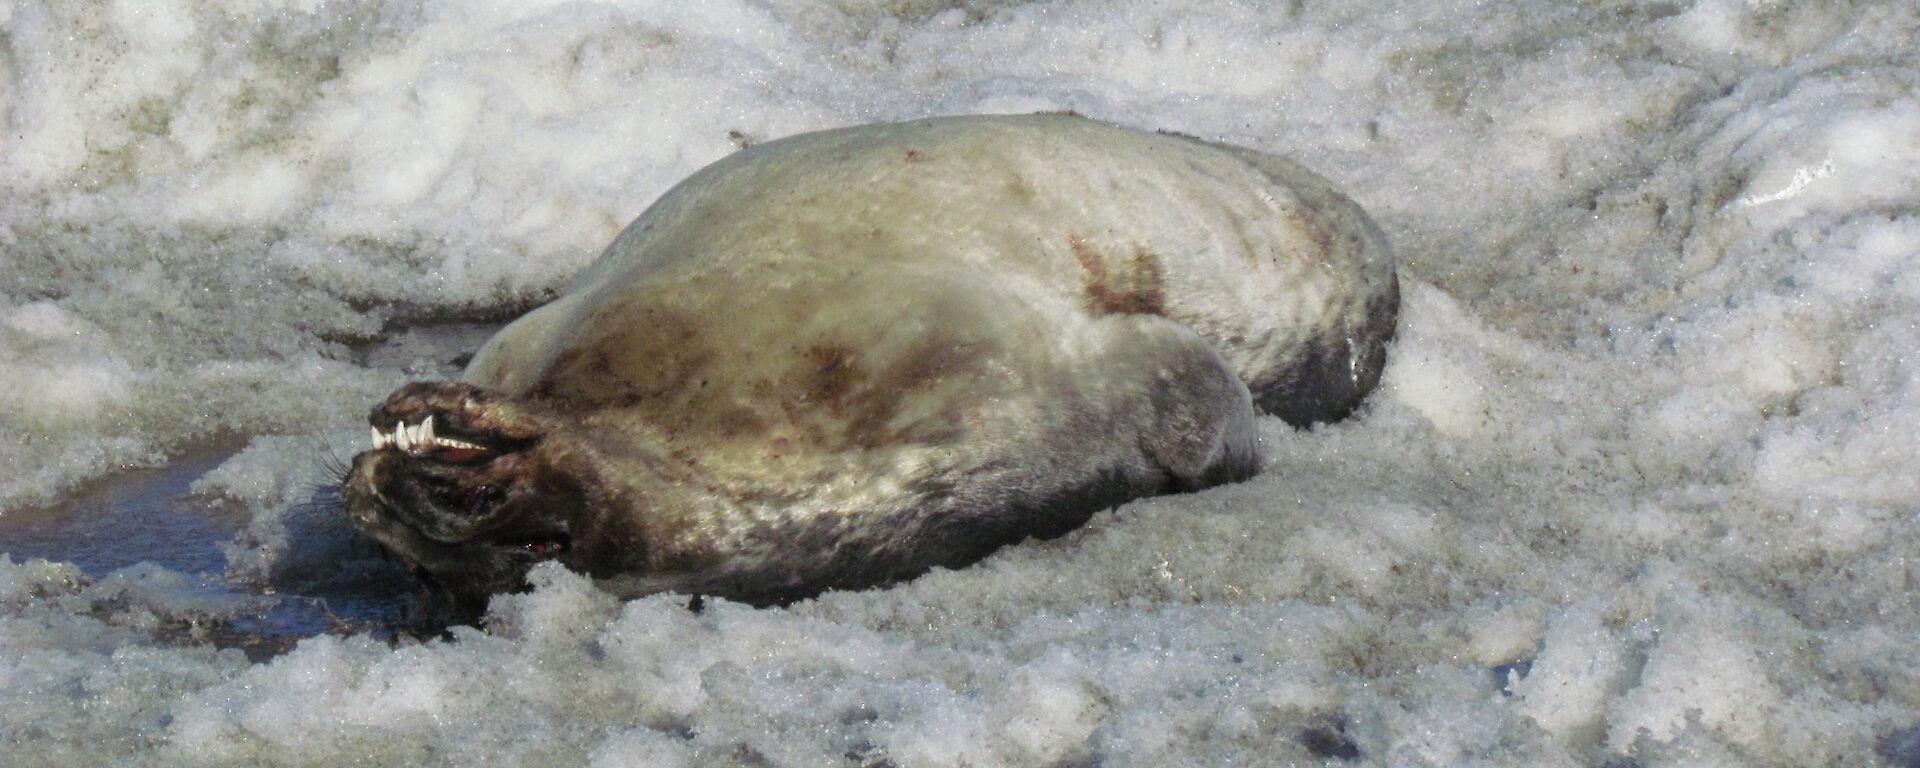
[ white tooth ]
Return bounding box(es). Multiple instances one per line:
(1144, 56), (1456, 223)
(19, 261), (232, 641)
(397, 422), (414, 451)
(371, 426), (383, 449)
(423, 416), (437, 445)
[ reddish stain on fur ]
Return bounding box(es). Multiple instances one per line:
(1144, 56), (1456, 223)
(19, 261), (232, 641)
(1070, 236), (1167, 316)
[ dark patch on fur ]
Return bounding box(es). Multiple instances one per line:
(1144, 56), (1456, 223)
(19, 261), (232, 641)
(1252, 272), (1399, 428)
(1284, 204), (1337, 258)
(533, 304), (711, 411)
(802, 344), (861, 404)
(1009, 466), (1155, 541)
(1070, 236), (1167, 316)
(530, 297), (986, 451)
(702, 466), (1156, 608)
(786, 335), (986, 449)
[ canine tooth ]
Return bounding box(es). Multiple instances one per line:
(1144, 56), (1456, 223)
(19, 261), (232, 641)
(371, 415), (487, 453)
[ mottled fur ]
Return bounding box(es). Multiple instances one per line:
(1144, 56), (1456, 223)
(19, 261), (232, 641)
(344, 114), (1398, 616)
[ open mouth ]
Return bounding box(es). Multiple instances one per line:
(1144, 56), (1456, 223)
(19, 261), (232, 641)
(358, 414), (565, 556)
(492, 530), (572, 557)
(371, 415), (519, 465)
(354, 389), (591, 569)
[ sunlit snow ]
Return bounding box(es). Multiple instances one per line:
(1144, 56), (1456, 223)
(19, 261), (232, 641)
(3, 1), (1919, 765)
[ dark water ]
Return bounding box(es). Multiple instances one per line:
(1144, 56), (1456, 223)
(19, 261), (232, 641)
(0, 323), (504, 657)
(0, 442), (435, 659)
(0, 443), (245, 576)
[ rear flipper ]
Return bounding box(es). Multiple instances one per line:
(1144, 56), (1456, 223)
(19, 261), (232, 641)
(1249, 272), (1399, 428)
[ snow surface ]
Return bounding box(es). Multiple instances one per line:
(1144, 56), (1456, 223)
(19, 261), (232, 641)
(4, 0), (1920, 765)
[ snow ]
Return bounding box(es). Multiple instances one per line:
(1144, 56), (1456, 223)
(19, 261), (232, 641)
(4, 0), (1919, 765)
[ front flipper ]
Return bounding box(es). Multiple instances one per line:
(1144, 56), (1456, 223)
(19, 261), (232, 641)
(1097, 315), (1261, 492)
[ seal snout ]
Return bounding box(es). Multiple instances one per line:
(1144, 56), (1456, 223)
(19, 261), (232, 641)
(348, 379), (593, 575)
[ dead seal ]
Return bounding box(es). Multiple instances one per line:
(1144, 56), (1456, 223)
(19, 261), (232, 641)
(343, 114), (1398, 616)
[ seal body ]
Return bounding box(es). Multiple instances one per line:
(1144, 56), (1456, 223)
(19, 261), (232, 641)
(344, 114), (1397, 614)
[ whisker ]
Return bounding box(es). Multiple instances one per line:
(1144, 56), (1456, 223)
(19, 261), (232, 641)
(292, 433), (355, 518)
(290, 493), (346, 517)
(316, 439), (354, 487)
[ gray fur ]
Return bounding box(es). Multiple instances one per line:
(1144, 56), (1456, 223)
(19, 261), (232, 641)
(343, 114), (1398, 615)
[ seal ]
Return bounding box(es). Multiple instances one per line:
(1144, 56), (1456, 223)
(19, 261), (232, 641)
(343, 114), (1398, 616)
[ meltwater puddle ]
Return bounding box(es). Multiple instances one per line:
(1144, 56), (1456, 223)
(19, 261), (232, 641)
(0, 442), (247, 576)
(0, 440), (430, 660)
(0, 318), (505, 660)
